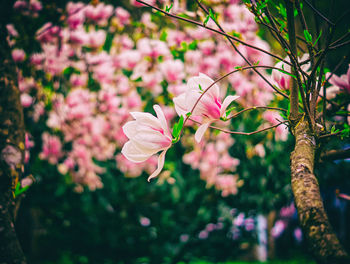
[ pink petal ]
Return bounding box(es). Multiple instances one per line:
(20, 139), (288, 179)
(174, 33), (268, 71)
(121, 141), (151, 163)
(187, 73), (220, 99)
(195, 122), (211, 143)
(173, 93), (188, 117)
(220, 95), (240, 116)
(329, 75), (348, 91)
(130, 111), (162, 129)
(147, 149), (167, 182)
(122, 121), (138, 139)
(153, 104), (170, 137)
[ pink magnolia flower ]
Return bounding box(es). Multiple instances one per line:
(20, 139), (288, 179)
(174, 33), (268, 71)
(12, 49), (26, 62)
(272, 54), (310, 90)
(20, 93), (33, 107)
(173, 73), (239, 142)
(160, 59), (185, 83)
(328, 64), (350, 94)
(121, 105), (172, 181)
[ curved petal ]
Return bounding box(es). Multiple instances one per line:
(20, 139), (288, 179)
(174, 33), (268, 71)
(147, 149), (167, 182)
(194, 122), (211, 143)
(173, 93), (188, 117)
(329, 75), (348, 91)
(122, 121), (138, 139)
(187, 73), (220, 99)
(121, 141), (151, 163)
(153, 104), (170, 137)
(220, 95), (240, 116)
(130, 111), (162, 129)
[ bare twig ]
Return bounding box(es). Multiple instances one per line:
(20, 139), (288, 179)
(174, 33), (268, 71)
(304, 0), (335, 26)
(189, 119), (288, 136)
(320, 148), (350, 161)
(227, 106), (287, 120)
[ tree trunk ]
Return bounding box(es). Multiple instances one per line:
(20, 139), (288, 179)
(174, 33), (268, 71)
(0, 19), (27, 263)
(291, 119), (349, 263)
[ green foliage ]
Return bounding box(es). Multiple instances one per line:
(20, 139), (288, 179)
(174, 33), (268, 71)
(172, 115), (184, 142)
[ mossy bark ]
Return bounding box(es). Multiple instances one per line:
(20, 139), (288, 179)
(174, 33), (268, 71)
(291, 120), (349, 263)
(0, 20), (27, 264)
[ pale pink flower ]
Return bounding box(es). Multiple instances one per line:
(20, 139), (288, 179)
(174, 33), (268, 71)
(272, 54), (310, 90)
(117, 50), (141, 70)
(115, 7), (130, 25)
(21, 177), (34, 188)
(85, 3), (113, 23)
(7, 24), (18, 37)
(271, 220), (286, 238)
(328, 64), (350, 94)
(137, 38), (170, 59)
(122, 105), (172, 181)
(160, 59), (185, 83)
(29, 0), (42, 12)
(39, 133), (63, 164)
(262, 111), (288, 141)
(70, 73), (88, 87)
(13, 0), (27, 10)
(140, 216), (151, 226)
(87, 30), (106, 48)
(20, 93), (33, 107)
(173, 73), (239, 142)
(12, 49), (26, 62)
(131, 0), (156, 8)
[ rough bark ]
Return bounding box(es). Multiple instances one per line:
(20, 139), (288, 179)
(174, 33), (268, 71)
(291, 119), (349, 263)
(0, 19), (27, 264)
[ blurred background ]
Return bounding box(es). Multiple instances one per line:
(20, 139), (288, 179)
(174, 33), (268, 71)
(4, 0), (350, 263)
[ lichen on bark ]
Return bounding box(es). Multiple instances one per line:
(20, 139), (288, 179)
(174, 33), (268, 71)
(0, 17), (27, 263)
(291, 119), (349, 263)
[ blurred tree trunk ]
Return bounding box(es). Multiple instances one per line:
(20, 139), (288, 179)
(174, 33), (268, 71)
(0, 10), (27, 264)
(291, 120), (349, 263)
(267, 210), (276, 260)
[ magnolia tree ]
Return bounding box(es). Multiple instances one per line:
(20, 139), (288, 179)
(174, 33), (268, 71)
(0, 0), (349, 263)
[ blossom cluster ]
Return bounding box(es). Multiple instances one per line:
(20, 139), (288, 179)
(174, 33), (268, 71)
(12, 0), (349, 195)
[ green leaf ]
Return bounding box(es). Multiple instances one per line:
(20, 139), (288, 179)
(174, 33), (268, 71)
(160, 30), (167, 41)
(330, 125), (339, 134)
(165, 3), (173, 12)
(186, 112), (192, 117)
(209, 8), (216, 21)
(172, 115), (184, 140)
(313, 30), (322, 47)
(188, 40), (197, 50)
(198, 84), (203, 91)
(225, 106), (235, 117)
(303, 30), (313, 44)
(203, 15), (210, 26)
(278, 3), (287, 18)
(14, 182), (31, 197)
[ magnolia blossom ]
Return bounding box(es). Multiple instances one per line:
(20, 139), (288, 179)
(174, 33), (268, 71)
(121, 105), (172, 181)
(173, 73), (239, 142)
(272, 54), (310, 90)
(328, 64), (350, 94)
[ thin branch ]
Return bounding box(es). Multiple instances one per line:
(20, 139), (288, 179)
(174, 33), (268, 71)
(304, 0), (335, 26)
(320, 148), (350, 161)
(189, 119), (288, 136)
(227, 106), (287, 120)
(194, 0), (288, 98)
(318, 130), (342, 139)
(329, 32), (350, 48)
(178, 65), (290, 137)
(329, 39), (350, 50)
